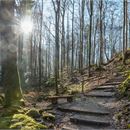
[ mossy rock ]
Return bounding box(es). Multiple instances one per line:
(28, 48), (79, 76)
(42, 112), (55, 121)
(10, 114), (47, 129)
(26, 109), (41, 118)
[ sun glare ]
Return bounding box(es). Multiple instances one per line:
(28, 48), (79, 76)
(20, 17), (33, 34)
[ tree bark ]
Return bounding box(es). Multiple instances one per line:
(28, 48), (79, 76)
(0, 0), (23, 107)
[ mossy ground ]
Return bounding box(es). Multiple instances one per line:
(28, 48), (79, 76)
(119, 71), (130, 96)
(0, 107), (55, 129)
(10, 113), (47, 129)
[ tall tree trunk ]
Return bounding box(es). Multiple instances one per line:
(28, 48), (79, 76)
(79, 0), (85, 74)
(61, 0), (66, 78)
(123, 0), (126, 53)
(52, 0), (60, 95)
(71, 0), (75, 74)
(66, 8), (70, 75)
(38, 0), (43, 90)
(88, 0), (93, 77)
(125, 0), (128, 50)
(0, 0), (23, 107)
(99, 0), (103, 66)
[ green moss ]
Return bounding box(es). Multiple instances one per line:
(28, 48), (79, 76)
(123, 70), (130, 77)
(119, 75), (130, 95)
(17, 107), (29, 114)
(0, 116), (12, 129)
(116, 65), (126, 72)
(10, 114), (47, 129)
(115, 112), (122, 120)
(42, 112), (55, 121)
(127, 123), (130, 129)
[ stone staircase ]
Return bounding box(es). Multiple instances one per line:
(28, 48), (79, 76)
(58, 76), (125, 130)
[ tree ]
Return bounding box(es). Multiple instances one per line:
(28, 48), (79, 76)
(71, 0), (75, 74)
(39, 0), (43, 90)
(0, 0), (23, 107)
(79, 0), (85, 74)
(99, 0), (104, 66)
(52, 0), (61, 95)
(61, 0), (67, 77)
(123, 0), (128, 53)
(88, 0), (93, 77)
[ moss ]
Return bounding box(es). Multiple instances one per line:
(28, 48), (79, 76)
(119, 75), (130, 95)
(117, 53), (123, 60)
(25, 109), (40, 118)
(128, 124), (130, 129)
(115, 112), (122, 120)
(17, 107), (29, 114)
(116, 65), (126, 72)
(42, 112), (55, 121)
(10, 114), (47, 129)
(123, 70), (130, 77)
(0, 116), (12, 129)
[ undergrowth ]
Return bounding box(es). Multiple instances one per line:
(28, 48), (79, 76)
(10, 114), (47, 130)
(119, 76), (130, 96)
(0, 107), (55, 129)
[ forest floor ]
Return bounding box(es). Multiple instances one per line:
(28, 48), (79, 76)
(1, 53), (130, 129)
(22, 54), (130, 129)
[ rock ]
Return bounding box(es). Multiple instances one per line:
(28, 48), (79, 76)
(26, 109), (41, 118)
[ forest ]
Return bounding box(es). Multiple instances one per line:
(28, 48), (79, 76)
(0, 0), (130, 129)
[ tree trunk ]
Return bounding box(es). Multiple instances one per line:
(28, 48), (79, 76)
(99, 0), (103, 66)
(88, 0), (93, 77)
(71, 0), (75, 74)
(0, 0), (23, 107)
(79, 0), (85, 74)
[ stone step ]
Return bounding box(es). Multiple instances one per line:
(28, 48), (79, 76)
(58, 101), (110, 115)
(93, 85), (116, 90)
(62, 126), (75, 130)
(62, 124), (112, 130)
(101, 82), (121, 86)
(70, 114), (111, 127)
(107, 79), (125, 83)
(85, 97), (116, 103)
(85, 90), (115, 98)
(107, 77), (125, 82)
